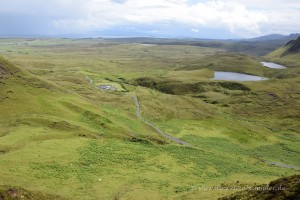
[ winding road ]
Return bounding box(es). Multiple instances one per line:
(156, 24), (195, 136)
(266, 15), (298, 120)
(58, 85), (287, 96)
(87, 76), (191, 146)
(133, 96), (192, 147)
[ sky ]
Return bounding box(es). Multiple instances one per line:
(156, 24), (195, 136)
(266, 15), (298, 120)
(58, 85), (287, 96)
(0, 0), (299, 39)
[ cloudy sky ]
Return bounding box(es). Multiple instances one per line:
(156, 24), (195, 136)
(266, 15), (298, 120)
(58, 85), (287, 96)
(0, 0), (299, 39)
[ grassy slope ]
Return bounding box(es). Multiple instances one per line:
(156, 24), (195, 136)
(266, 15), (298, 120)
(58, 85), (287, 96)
(0, 56), (167, 199)
(175, 52), (265, 76)
(263, 41), (300, 79)
(265, 45), (300, 67)
(0, 39), (299, 199)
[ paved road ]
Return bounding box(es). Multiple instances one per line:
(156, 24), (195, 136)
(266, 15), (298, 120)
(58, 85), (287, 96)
(133, 96), (192, 147)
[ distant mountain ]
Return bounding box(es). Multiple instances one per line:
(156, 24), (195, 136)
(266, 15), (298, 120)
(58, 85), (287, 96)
(247, 33), (300, 41)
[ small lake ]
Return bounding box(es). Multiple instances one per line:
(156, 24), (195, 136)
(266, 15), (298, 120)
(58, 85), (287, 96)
(261, 62), (286, 69)
(211, 71), (268, 81)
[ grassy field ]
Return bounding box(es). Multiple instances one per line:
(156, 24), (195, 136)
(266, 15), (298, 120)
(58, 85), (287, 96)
(0, 38), (299, 199)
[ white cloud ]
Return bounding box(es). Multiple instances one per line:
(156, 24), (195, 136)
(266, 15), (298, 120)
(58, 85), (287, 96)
(0, 0), (300, 37)
(226, 0), (300, 9)
(52, 0), (299, 37)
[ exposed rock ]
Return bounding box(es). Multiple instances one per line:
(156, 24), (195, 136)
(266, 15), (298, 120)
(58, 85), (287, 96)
(219, 175), (300, 200)
(285, 37), (300, 53)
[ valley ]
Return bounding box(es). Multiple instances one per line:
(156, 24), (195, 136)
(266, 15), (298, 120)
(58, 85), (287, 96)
(0, 37), (299, 199)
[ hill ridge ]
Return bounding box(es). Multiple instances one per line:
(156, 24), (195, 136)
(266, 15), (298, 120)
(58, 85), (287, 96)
(285, 36), (300, 53)
(0, 56), (21, 80)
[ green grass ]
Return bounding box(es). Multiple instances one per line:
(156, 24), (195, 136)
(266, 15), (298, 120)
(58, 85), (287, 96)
(175, 52), (266, 76)
(10, 138), (293, 199)
(0, 39), (299, 199)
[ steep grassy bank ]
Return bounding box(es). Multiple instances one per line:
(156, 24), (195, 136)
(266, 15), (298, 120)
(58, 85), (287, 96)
(263, 37), (300, 79)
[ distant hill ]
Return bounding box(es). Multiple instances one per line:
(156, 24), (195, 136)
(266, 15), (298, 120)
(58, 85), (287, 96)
(106, 34), (300, 56)
(247, 33), (300, 41)
(247, 34), (286, 41)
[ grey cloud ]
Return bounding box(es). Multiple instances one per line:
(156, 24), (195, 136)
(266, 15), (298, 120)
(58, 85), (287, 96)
(0, 13), (56, 36)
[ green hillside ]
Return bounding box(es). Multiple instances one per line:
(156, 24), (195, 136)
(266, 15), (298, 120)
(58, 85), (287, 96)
(0, 56), (157, 140)
(0, 39), (299, 199)
(0, 56), (168, 199)
(265, 37), (300, 67)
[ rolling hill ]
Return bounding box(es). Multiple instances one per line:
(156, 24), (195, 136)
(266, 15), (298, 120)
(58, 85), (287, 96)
(247, 33), (300, 42)
(106, 34), (300, 56)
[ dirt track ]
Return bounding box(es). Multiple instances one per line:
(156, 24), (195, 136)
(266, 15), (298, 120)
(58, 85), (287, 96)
(133, 96), (192, 147)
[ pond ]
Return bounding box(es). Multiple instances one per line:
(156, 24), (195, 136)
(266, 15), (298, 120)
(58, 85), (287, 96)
(211, 71), (268, 81)
(261, 62), (286, 69)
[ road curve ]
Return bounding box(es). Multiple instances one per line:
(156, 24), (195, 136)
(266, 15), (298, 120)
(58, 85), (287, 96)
(133, 96), (192, 147)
